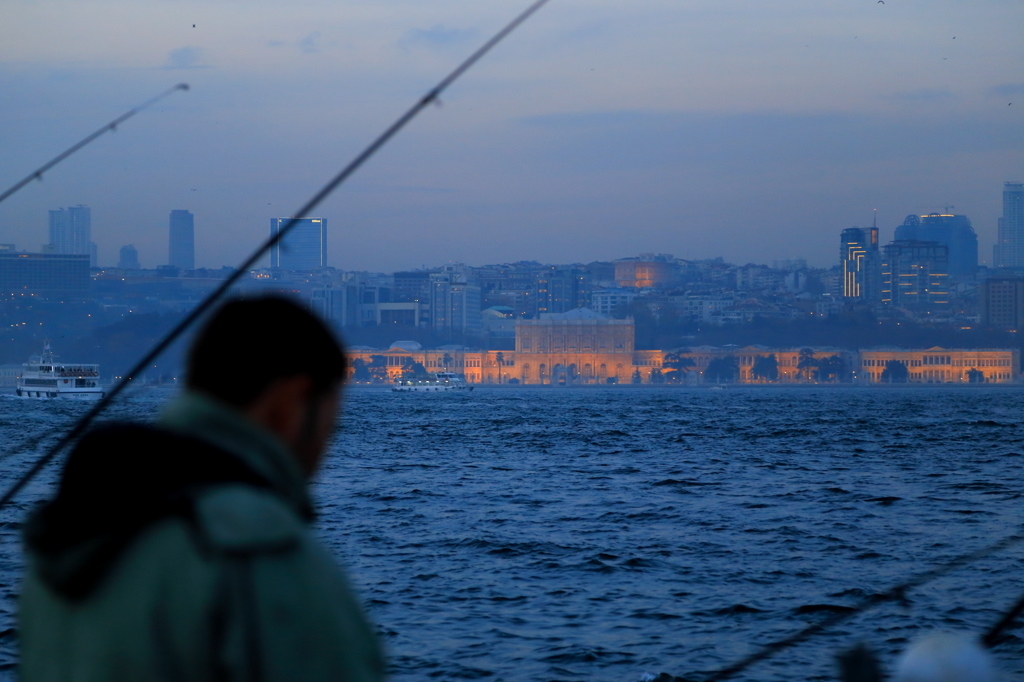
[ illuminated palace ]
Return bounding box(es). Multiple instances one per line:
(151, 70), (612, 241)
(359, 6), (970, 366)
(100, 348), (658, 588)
(513, 308), (641, 384)
(859, 348), (1018, 384)
(347, 309), (657, 385)
(344, 309), (1020, 385)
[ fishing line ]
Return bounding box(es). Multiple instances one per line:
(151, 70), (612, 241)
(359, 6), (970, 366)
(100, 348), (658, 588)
(692, 526), (1024, 681)
(0, 0), (553, 512)
(10, 4), (1018, 678)
(0, 83), (189, 204)
(982, 589), (1024, 648)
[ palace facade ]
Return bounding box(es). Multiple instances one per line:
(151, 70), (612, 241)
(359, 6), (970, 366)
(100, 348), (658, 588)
(344, 309), (1020, 385)
(859, 348), (1017, 384)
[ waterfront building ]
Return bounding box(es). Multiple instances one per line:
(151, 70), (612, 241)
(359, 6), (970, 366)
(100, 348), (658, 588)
(168, 210), (195, 270)
(739, 347), (853, 383)
(859, 348), (1018, 384)
(665, 346), (851, 384)
(993, 182), (1024, 268)
(895, 213), (978, 279)
(0, 252), (90, 297)
(347, 344), (487, 384)
(344, 340), (1019, 386)
(514, 308), (635, 385)
(881, 240), (950, 315)
(47, 205), (97, 267)
(346, 310), (637, 385)
(840, 227), (881, 302)
(269, 217), (327, 270)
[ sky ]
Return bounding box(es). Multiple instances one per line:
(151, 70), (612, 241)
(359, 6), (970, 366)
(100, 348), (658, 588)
(1, 0), (1022, 272)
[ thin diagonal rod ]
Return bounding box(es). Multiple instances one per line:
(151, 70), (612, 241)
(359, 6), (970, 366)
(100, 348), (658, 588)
(982, 590), (1024, 648)
(699, 527), (1024, 681)
(0, 83), (190, 204)
(0, 0), (553, 511)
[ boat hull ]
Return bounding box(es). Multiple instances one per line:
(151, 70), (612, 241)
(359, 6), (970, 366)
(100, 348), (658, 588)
(16, 346), (104, 401)
(392, 372), (473, 392)
(391, 384), (470, 392)
(15, 387), (105, 400)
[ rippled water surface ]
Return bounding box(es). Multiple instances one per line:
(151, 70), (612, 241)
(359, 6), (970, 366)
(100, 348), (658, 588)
(2, 386), (1024, 680)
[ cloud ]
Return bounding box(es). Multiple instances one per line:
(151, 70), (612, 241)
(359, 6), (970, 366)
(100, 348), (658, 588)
(162, 47), (205, 70)
(405, 25), (476, 49)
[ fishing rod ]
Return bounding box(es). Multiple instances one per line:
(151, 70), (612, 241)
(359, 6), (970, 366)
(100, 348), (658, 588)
(9, 4), (1018, 679)
(0, 83), (189, 205)
(685, 525), (1024, 681)
(982, 589), (1024, 648)
(0, 0), (554, 511)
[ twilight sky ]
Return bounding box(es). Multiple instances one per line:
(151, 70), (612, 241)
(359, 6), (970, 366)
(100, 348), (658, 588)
(1, 0), (1022, 272)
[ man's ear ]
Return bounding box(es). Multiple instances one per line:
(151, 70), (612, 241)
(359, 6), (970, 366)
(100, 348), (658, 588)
(244, 375), (315, 445)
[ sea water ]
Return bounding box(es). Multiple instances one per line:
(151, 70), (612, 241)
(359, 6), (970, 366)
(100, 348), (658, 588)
(1, 386), (1023, 681)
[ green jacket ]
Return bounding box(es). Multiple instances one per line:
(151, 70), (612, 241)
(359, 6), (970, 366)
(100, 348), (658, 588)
(20, 392), (386, 682)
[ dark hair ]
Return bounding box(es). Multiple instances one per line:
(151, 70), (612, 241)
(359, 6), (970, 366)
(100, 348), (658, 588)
(187, 296), (347, 407)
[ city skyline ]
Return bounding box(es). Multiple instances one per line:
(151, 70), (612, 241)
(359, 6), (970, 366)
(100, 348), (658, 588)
(4, 200), (1023, 275)
(1, 1), (1022, 272)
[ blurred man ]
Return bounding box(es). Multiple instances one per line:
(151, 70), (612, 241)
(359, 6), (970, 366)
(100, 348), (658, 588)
(20, 296), (385, 681)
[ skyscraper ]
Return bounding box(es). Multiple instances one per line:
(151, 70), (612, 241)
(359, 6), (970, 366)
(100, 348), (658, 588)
(118, 244), (140, 270)
(994, 182), (1024, 269)
(47, 205), (97, 267)
(270, 217), (327, 270)
(169, 210), (195, 270)
(881, 240), (950, 315)
(537, 265), (591, 315)
(429, 265), (482, 337)
(980, 276), (1024, 331)
(840, 226), (881, 302)
(895, 213), (978, 278)
(0, 252), (90, 296)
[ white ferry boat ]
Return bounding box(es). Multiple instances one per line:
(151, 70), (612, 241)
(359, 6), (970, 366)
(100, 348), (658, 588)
(15, 345), (104, 400)
(392, 371), (473, 392)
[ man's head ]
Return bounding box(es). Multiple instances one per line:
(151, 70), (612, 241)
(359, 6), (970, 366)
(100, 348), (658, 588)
(187, 296), (347, 475)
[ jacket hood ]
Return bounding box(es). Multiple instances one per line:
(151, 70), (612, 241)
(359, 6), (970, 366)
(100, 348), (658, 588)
(23, 424), (285, 601)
